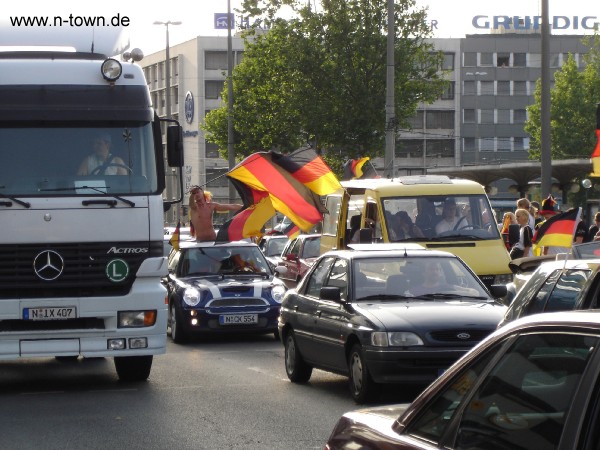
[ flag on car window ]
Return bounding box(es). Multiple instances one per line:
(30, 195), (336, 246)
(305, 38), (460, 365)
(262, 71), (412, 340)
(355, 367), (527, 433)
(532, 207), (580, 249)
(342, 157), (378, 180)
(169, 221), (181, 251)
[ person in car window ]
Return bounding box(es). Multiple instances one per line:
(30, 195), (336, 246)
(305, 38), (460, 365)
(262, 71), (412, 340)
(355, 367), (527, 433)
(435, 199), (466, 234)
(410, 261), (453, 296)
(77, 134), (128, 175)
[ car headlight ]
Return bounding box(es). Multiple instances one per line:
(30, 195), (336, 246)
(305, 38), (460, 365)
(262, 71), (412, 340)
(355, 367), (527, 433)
(271, 284), (286, 303)
(183, 287), (201, 307)
(371, 331), (424, 347)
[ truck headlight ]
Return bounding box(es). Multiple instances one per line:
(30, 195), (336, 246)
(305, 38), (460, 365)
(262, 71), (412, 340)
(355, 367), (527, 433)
(101, 58), (122, 81)
(118, 311), (157, 328)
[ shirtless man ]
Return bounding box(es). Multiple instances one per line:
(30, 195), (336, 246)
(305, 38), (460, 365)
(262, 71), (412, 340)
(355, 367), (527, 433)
(188, 186), (242, 241)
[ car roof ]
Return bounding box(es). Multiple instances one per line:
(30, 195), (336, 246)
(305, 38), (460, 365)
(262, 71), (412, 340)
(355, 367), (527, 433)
(323, 245), (458, 260)
(177, 239), (259, 250)
(498, 310), (600, 335)
(533, 258), (600, 273)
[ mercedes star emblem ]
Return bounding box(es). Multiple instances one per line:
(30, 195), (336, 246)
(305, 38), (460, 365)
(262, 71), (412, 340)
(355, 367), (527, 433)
(33, 250), (65, 281)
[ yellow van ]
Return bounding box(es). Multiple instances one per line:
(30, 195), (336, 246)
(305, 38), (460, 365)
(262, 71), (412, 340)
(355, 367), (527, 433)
(321, 175), (512, 288)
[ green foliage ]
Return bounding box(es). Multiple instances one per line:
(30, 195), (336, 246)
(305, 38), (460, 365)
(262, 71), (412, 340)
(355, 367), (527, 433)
(202, 0), (447, 166)
(525, 36), (600, 161)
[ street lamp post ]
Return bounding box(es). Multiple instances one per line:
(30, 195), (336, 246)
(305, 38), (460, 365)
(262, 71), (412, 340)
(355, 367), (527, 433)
(154, 20), (181, 224)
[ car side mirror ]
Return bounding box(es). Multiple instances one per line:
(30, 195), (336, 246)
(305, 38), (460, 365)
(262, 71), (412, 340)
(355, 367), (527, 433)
(275, 265), (288, 275)
(320, 286), (342, 303)
(489, 284), (508, 300)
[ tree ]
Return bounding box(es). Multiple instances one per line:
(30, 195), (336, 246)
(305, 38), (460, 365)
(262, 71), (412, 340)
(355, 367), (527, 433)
(525, 41), (600, 161)
(202, 0), (447, 168)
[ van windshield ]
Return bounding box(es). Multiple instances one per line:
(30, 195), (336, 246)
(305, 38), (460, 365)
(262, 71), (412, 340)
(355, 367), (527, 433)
(381, 194), (500, 241)
(0, 123), (158, 196)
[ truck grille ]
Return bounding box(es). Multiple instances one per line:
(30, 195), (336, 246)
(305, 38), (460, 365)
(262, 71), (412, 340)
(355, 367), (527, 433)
(0, 241), (162, 299)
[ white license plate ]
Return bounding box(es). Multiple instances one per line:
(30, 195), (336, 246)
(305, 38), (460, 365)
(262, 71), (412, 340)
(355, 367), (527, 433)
(24, 307), (77, 321)
(219, 314), (258, 325)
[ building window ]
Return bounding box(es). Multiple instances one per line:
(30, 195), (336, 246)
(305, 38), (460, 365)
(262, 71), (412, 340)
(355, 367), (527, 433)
(463, 137), (475, 152)
(206, 142), (221, 159)
(481, 138), (494, 152)
(407, 111), (424, 129)
(529, 53), (542, 68)
(427, 139), (455, 158)
(463, 80), (476, 95)
(514, 137), (527, 151)
(480, 52), (493, 66)
(426, 111), (454, 129)
(514, 109), (527, 123)
(463, 109), (475, 123)
(498, 138), (511, 152)
(205, 51), (228, 70)
(497, 53), (510, 67)
(513, 81), (528, 96)
(497, 109), (510, 124)
(497, 81), (510, 95)
(205, 80), (225, 99)
(463, 52), (477, 67)
(480, 109), (494, 124)
(440, 82), (455, 100)
(480, 81), (494, 95)
(396, 140), (423, 158)
(206, 168), (229, 187)
(442, 53), (454, 70)
(550, 53), (561, 68)
(513, 53), (526, 67)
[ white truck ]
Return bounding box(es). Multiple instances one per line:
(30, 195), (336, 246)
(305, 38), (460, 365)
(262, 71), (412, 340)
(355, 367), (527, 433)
(0, 29), (183, 380)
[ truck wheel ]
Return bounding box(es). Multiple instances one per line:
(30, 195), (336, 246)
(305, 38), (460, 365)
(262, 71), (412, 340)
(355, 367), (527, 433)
(114, 355), (153, 382)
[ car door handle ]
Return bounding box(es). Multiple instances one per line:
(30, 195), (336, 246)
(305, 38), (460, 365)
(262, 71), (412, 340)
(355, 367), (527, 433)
(316, 310), (322, 317)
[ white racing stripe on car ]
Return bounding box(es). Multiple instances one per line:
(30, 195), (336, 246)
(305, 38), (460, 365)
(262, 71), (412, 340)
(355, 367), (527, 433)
(254, 283), (262, 298)
(201, 279), (222, 298)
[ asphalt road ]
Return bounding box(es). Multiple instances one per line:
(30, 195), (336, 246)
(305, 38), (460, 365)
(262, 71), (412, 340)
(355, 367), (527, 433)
(0, 334), (424, 450)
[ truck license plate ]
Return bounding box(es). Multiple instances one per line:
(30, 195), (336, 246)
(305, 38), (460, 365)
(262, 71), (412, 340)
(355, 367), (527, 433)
(24, 307), (77, 321)
(219, 314), (258, 325)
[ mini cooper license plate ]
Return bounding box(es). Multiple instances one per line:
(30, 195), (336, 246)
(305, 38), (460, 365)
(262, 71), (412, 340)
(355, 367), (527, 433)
(219, 314), (258, 325)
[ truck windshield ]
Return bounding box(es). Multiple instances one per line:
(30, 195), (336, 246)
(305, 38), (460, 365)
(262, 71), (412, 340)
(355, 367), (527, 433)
(0, 123), (158, 196)
(381, 194), (500, 241)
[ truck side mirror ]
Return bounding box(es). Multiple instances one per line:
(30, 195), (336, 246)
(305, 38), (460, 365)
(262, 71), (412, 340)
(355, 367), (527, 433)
(166, 125), (183, 167)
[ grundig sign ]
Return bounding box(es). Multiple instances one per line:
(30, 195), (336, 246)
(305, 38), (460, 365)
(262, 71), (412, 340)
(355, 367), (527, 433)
(472, 15), (598, 31)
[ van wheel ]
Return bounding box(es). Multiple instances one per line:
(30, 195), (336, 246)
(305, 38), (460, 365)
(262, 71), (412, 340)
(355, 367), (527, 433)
(114, 355), (153, 382)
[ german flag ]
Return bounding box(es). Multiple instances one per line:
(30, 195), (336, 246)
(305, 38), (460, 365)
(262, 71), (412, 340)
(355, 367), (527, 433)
(169, 221), (181, 251)
(342, 157), (378, 180)
(216, 181), (275, 242)
(226, 152), (328, 232)
(533, 207), (580, 249)
(271, 147), (341, 196)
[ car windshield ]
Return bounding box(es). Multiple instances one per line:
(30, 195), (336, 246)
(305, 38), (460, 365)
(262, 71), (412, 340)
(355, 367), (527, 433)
(378, 194), (500, 241)
(181, 246), (272, 276)
(265, 238), (288, 256)
(354, 256), (489, 301)
(0, 123), (158, 196)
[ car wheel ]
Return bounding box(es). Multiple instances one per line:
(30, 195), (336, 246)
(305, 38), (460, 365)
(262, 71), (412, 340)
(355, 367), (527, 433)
(284, 330), (312, 383)
(170, 303), (189, 344)
(348, 344), (378, 403)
